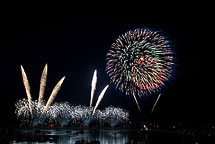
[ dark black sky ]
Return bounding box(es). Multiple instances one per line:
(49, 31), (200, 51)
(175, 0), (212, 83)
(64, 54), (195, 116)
(0, 15), (213, 128)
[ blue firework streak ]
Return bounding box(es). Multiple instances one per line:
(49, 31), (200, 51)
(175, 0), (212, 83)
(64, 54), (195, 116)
(106, 28), (176, 98)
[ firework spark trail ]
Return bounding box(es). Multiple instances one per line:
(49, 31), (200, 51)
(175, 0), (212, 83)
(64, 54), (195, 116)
(133, 94), (141, 112)
(93, 85), (109, 115)
(37, 64), (48, 109)
(41, 76), (65, 116)
(151, 94), (161, 114)
(21, 65), (33, 118)
(90, 70), (97, 107)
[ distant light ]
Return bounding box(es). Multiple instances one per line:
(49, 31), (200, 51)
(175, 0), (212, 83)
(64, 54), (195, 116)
(143, 124), (148, 131)
(49, 124), (54, 127)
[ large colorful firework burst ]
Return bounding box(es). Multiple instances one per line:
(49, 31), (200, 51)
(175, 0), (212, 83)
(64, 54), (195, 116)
(106, 28), (176, 98)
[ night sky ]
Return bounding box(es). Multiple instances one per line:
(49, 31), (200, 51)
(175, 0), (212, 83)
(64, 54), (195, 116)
(0, 15), (213, 128)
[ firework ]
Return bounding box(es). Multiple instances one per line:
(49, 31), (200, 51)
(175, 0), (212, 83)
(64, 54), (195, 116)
(106, 28), (176, 98)
(93, 85), (109, 115)
(37, 64), (48, 109)
(79, 106), (94, 126)
(20, 64), (65, 118)
(17, 66), (129, 127)
(15, 99), (129, 127)
(132, 95), (141, 112)
(20, 65), (33, 118)
(42, 76), (65, 116)
(15, 99), (46, 125)
(90, 70), (97, 107)
(46, 102), (73, 126)
(102, 106), (129, 127)
(151, 93), (161, 114)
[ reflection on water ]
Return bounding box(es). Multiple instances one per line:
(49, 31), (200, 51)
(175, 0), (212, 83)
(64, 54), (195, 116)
(11, 128), (129, 144)
(7, 127), (215, 143)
